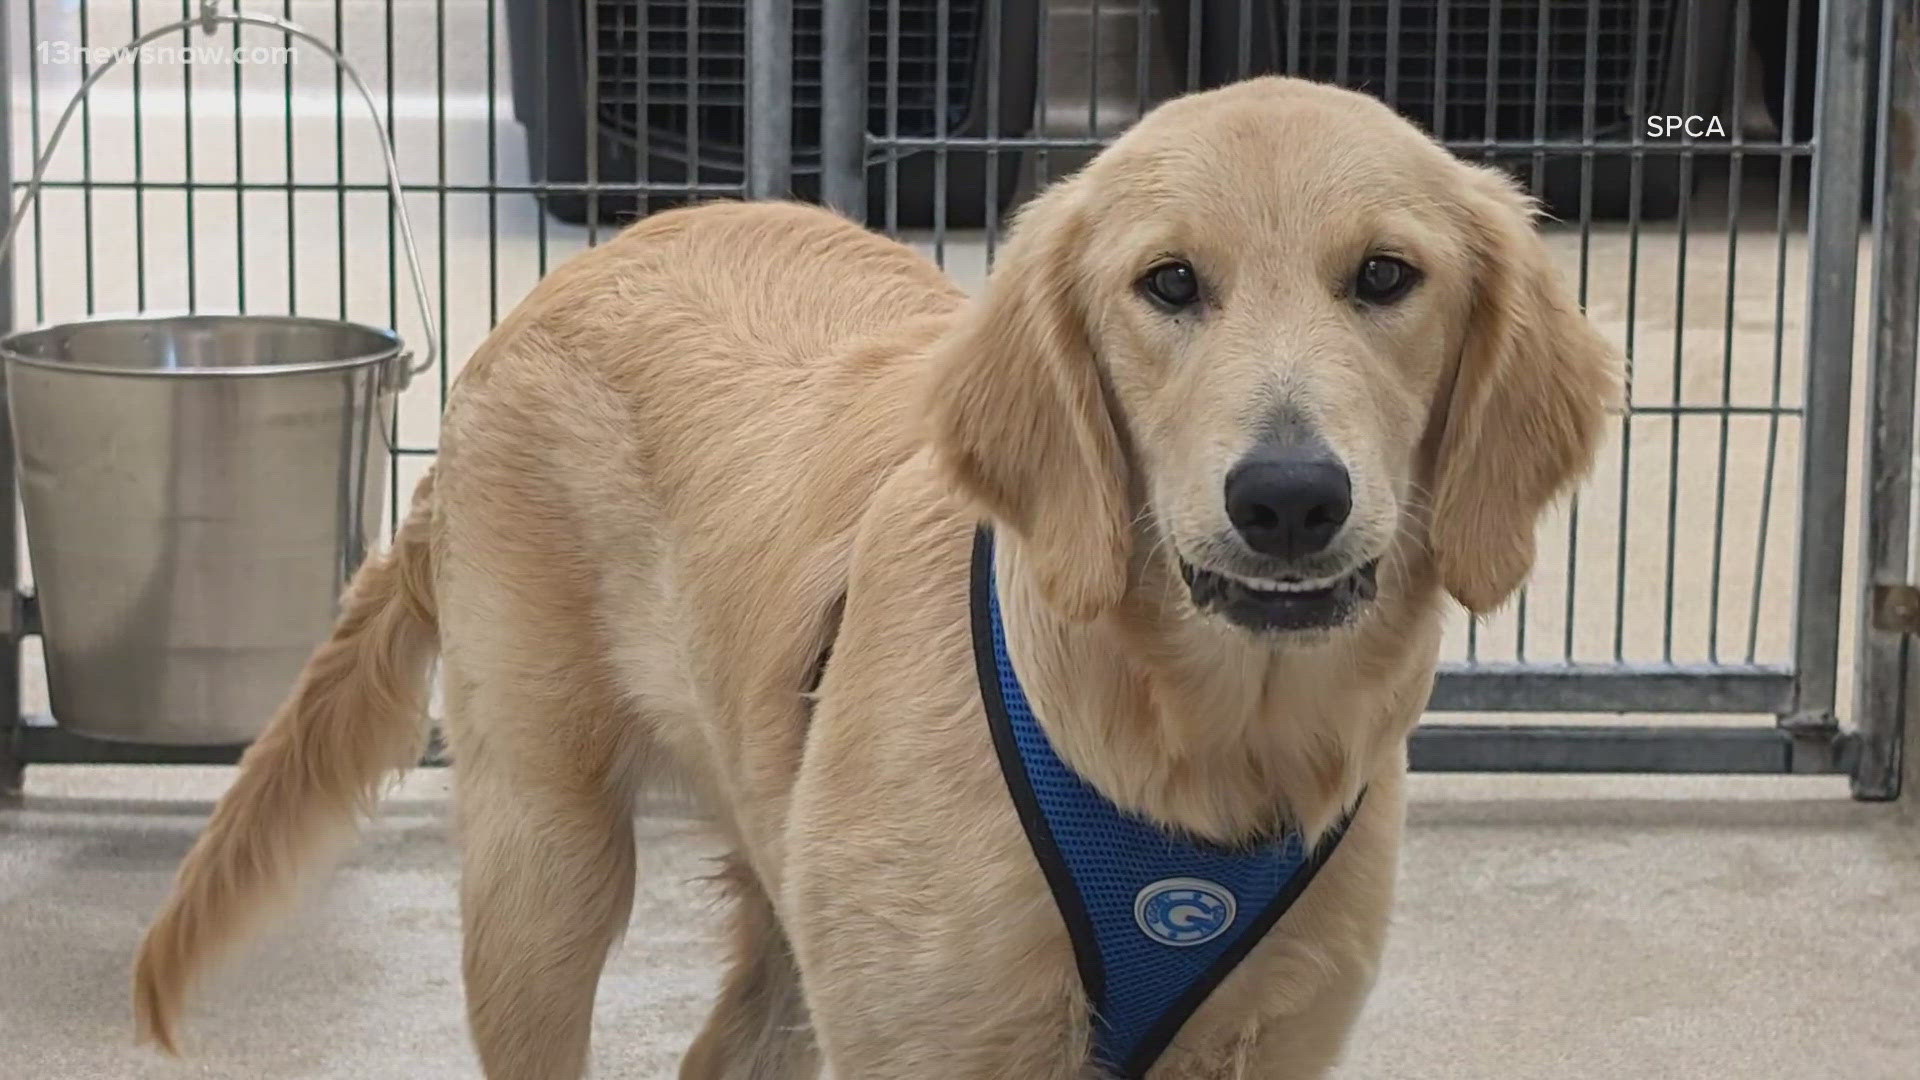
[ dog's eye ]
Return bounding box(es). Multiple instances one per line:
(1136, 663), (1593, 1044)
(1353, 256), (1420, 305)
(1141, 261), (1201, 309)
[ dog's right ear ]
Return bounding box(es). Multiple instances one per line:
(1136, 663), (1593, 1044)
(923, 181), (1132, 622)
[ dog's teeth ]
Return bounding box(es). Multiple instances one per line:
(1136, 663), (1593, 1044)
(1240, 576), (1333, 594)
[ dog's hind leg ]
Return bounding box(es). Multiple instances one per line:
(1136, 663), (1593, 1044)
(679, 851), (819, 1080)
(444, 661), (643, 1080)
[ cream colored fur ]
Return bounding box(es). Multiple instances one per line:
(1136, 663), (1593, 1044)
(132, 77), (1620, 1079)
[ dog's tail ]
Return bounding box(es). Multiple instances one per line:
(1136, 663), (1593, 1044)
(133, 468), (443, 1053)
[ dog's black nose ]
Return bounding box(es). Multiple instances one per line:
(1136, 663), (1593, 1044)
(1224, 450), (1352, 560)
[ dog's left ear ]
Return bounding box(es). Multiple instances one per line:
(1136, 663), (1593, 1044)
(923, 179), (1132, 621)
(1429, 166), (1624, 615)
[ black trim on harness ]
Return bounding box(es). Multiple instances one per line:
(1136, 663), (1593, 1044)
(971, 526), (1109, 1017)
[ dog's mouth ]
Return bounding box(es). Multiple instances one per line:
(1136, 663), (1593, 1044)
(1177, 559), (1379, 633)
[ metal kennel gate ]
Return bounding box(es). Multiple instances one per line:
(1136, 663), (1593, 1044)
(0, 0), (1911, 799)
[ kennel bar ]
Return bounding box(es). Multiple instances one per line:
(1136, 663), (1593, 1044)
(820, 0), (867, 213)
(1410, 724), (1858, 774)
(1425, 663), (1795, 713)
(0, 0), (14, 797)
(1850, 0), (1920, 800)
(747, 0), (796, 198)
(872, 135), (1818, 154)
(1792, 0), (1876, 733)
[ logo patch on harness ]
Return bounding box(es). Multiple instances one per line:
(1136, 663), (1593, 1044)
(1134, 878), (1237, 947)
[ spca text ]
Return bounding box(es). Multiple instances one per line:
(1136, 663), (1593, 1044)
(1645, 115), (1726, 138)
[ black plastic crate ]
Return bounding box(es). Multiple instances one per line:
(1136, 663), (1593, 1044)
(508, 0), (1041, 226)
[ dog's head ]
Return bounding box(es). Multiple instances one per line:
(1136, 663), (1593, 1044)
(927, 77), (1621, 636)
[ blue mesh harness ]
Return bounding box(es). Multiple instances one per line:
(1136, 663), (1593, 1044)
(969, 528), (1359, 1078)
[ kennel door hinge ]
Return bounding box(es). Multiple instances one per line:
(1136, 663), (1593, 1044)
(1870, 583), (1920, 634)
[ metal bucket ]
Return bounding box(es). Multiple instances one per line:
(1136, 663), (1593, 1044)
(3, 316), (404, 744)
(0, 6), (438, 744)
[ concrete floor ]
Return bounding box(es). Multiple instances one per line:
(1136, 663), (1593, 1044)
(4, 766), (1916, 1079)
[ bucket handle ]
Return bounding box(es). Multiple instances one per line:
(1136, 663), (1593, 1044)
(0, 2), (438, 387)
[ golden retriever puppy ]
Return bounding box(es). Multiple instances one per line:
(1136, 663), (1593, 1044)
(132, 76), (1619, 1079)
